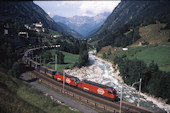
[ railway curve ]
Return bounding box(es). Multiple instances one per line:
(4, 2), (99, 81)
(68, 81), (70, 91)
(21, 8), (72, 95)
(22, 45), (155, 113)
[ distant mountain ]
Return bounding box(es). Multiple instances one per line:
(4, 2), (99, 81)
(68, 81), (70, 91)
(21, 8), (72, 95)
(91, 1), (170, 38)
(52, 12), (111, 37)
(0, 1), (82, 38)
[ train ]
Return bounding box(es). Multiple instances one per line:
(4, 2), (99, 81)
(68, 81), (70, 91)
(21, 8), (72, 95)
(23, 47), (119, 101)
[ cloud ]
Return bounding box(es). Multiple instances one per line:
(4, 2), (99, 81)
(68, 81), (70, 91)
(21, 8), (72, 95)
(47, 12), (51, 15)
(61, 1), (83, 5)
(52, 1), (120, 17)
(80, 1), (120, 17)
(34, 1), (121, 17)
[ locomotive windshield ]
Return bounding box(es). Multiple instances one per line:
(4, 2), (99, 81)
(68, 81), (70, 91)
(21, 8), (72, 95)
(108, 90), (117, 95)
(75, 79), (80, 83)
(72, 78), (80, 83)
(113, 90), (117, 95)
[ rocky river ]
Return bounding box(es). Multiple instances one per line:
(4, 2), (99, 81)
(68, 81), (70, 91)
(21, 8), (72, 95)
(65, 51), (170, 112)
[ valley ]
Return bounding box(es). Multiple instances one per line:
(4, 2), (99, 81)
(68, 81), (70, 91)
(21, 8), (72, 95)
(0, 1), (170, 113)
(86, 1), (170, 112)
(52, 12), (110, 37)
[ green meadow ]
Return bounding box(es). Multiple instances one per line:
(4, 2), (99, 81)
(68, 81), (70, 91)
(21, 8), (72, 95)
(104, 42), (170, 72)
(44, 50), (79, 72)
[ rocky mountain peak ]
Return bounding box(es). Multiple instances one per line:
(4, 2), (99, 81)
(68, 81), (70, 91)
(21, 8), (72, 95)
(52, 12), (111, 37)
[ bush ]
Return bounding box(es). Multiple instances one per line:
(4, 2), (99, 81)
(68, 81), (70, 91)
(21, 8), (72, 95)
(55, 51), (65, 64)
(41, 51), (53, 63)
(102, 53), (106, 59)
(168, 38), (170, 42)
(75, 43), (89, 68)
(11, 62), (24, 78)
(107, 48), (112, 55)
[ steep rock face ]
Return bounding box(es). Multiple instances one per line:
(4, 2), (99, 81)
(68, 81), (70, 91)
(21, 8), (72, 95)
(92, 1), (170, 37)
(53, 12), (110, 37)
(0, 1), (82, 38)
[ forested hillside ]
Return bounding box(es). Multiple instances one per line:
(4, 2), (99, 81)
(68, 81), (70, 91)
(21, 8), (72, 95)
(0, 1), (82, 38)
(0, 1), (61, 32)
(89, 0), (170, 49)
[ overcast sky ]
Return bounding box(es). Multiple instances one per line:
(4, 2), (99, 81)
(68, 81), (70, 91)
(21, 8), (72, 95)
(34, 1), (121, 18)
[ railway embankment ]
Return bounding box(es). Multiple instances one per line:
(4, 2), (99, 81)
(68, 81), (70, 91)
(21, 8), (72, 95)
(0, 70), (80, 113)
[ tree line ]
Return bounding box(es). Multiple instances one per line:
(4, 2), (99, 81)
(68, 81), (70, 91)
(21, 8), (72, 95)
(0, 37), (24, 78)
(114, 56), (170, 104)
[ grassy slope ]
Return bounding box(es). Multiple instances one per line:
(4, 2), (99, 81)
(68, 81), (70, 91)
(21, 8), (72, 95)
(48, 29), (60, 35)
(17, 85), (77, 113)
(98, 43), (170, 72)
(37, 29), (61, 36)
(42, 38), (58, 46)
(89, 39), (99, 47)
(0, 71), (78, 113)
(97, 23), (170, 72)
(131, 23), (170, 46)
(39, 29), (61, 45)
(44, 50), (79, 72)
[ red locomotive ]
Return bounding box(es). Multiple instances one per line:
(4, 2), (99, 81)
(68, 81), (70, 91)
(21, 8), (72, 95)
(78, 80), (119, 101)
(53, 72), (119, 101)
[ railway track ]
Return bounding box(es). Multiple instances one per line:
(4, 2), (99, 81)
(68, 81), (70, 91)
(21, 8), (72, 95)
(21, 45), (155, 112)
(27, 69), (154, 113)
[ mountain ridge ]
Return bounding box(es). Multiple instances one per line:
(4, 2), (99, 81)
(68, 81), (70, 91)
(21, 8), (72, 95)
(89, 0), (170, 48)
(56, 22), (83, 38)
(52, 12), (111, 37)
(90, 1), (170, 39)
